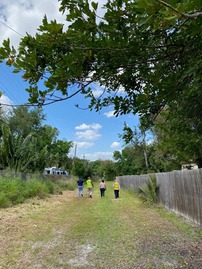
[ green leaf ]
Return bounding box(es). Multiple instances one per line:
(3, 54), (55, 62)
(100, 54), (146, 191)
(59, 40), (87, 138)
(138, 15), (153, 26)
(91, 1), (98, 11)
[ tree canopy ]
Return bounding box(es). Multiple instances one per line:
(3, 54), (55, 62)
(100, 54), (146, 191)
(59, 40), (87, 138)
(0, 0), (202, 169)
(0, 106), (73, 172)
(0, 0), (201, 116)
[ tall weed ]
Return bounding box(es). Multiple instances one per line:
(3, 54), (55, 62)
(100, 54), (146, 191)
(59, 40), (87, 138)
(54, 176), (77, 191)
(0, 178), (61, 208)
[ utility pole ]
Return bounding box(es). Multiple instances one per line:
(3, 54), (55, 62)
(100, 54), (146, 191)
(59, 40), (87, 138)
(142, 130), (149, 171)
(74, 143), (77, 158)
(72, 143), (77, 168)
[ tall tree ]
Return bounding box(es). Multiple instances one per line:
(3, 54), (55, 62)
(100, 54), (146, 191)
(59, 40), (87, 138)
(151, 105), (202, 168)
(114, 145), (147, 176)
(0, 0), (202, 164)
(8, 107), (45, 137)
(0, 124), (38, 172)
(0, 0), (201, 116)
(72, 158), (92, 178)
(0, 107), (73, 172)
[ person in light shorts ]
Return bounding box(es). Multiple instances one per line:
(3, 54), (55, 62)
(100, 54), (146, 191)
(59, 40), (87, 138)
(86, 177), (94, 198)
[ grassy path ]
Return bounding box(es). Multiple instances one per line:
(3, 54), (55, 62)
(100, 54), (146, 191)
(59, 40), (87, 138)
(0, 182), (201, 269)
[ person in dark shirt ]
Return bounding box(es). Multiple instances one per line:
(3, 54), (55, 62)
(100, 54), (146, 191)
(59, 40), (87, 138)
(77, 178), (84, 197)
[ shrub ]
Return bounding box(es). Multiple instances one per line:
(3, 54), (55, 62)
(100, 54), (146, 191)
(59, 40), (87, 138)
(0, 193), (11, 208)
(0, 178), (61, 208)
(54, 177), (77, 191)
(137, 175), (159, 205)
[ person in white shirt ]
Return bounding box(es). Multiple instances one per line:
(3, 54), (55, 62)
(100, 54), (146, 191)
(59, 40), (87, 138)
(99, 179), (106, 198)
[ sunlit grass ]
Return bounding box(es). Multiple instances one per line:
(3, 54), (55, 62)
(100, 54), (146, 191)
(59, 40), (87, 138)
(0, 177), (63, 208)
(0, 181), (201, 269)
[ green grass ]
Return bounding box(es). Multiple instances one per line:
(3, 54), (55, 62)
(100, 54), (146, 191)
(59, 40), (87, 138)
(0, 177), (65, 208)
(0, 175), (79, 208)
(0, 181), (201, 269)
(45, 175), (78, 191)
(154, 204), (202, 238)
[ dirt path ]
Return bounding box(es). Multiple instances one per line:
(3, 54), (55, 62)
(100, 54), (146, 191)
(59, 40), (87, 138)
(0, 186), (201, 269)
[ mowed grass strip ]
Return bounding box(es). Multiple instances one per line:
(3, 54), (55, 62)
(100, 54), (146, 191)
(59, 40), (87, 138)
(0, 181), (201, 269)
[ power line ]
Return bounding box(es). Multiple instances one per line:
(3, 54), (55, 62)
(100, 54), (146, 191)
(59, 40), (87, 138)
(0, 16), (30, 106)
(1, 64), (28, 102)
(0, 19), (26, 105)
(0, 20), (24, 37)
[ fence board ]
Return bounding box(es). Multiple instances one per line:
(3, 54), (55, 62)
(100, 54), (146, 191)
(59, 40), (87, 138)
(118, 169), (202, 226)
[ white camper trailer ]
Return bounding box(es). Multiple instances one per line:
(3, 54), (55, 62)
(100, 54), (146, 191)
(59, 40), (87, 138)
(44, 167), (69, 176)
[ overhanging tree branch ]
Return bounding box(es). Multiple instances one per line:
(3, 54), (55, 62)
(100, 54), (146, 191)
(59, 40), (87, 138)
(156, 0), (202, 18)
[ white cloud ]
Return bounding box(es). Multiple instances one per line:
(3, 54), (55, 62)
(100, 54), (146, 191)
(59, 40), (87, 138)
(92, 86), (104, 98)
(85, 151), (114, 161)
(68, 141), (94, 159)
(91, 123), (102, 130)
(0, 94), (13, 105)
(0, 94), (13, 115)
(74, 141), (94, 149)
(75, 123), (102, 131)
(76, 129), (101, 140)
(75, 123), (102, 140)
(0, 1), (108, 48)
(75, 123), (91, 130)
(110, 142), (120, 148)
(68, 142), (115, 162)
(0, 0), (66, 47)
(104, 110), (115, 118)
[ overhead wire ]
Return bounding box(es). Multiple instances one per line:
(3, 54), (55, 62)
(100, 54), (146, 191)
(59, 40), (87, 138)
(0, 19), (24, 37)
(0, 18), (33, 108)
(1, 64), (28, 102)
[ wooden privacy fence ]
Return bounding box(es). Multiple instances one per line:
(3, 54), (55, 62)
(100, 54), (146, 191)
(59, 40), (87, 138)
(118, 169), (202, 227)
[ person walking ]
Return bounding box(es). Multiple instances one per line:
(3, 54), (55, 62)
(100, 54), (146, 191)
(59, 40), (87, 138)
(77, 177), (84, 197)
(113, 178), (120, 199)
(99, 179), (106, 198)
(86, 177), (94, 198)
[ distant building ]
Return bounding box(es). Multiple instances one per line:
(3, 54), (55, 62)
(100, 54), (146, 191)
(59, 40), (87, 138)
(181, 163), (198, 170)
(44, 167), (69, 176)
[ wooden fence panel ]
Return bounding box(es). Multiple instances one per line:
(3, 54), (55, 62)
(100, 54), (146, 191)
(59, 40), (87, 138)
(118, 169), (202, 226)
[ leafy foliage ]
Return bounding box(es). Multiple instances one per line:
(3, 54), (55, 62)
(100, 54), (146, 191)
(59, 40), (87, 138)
(0, 107), (73, 172)
(151, 105), (202, 168)
(72, 158), (92, 178)
(0, 177), (61, 208)
(0, 0), (201, 115)
(0, 1), (202, 170)
(114, 145), (147, 175)
(137, 175), (159, 205)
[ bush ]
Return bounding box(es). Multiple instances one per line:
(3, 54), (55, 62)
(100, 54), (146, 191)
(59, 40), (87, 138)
(0, 178), (62, 208)
(53, 177), (77, 191)
(0, 193), (11, 208)
(137, 175), (159, 205)
(22, 179), (49, 198)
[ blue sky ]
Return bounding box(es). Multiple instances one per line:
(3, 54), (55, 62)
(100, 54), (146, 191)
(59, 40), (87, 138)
(0, 0), (139, 161)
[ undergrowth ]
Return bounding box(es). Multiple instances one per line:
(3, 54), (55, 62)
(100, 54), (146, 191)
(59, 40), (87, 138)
(137, 175), (159, 205)
(0, 177), (75, 208)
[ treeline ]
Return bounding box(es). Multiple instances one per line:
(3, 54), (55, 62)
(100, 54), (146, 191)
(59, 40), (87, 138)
(0, 105), (200, 181)
(1, 0), (202, 177)
(0, 106), (117, 179)
(0, 106), (72, 173)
